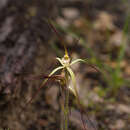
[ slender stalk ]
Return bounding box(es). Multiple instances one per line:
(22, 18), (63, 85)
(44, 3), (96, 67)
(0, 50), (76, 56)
(64, 71), (70, 130)
(60, 89), (65, 130)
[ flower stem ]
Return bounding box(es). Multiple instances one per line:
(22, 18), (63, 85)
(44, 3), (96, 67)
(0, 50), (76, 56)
(64, 71), (69, 130)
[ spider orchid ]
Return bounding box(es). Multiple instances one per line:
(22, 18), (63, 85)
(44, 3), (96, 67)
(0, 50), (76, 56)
(24, 19), (98, 130)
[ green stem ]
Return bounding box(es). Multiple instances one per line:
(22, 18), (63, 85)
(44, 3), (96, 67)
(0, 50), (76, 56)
(64, 71), (69, 130)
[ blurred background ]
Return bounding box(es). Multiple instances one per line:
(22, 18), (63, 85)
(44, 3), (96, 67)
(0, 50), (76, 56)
(0, 0), (130, 130)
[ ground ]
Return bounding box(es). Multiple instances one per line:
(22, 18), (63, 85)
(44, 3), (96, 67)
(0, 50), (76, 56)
(0, 0), (130, 130)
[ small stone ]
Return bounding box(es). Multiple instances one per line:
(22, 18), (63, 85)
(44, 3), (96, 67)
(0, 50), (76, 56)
(56, 17), (69, 27)
(62, 8), (80, 20)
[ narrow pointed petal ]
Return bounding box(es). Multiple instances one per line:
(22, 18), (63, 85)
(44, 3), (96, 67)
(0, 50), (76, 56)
(56, 57), (64, 66)
(49, 66), (64, 76)
(70, 59), (100, 72)
(70, 59), (86, 66)
(66, 67), (78, 97)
